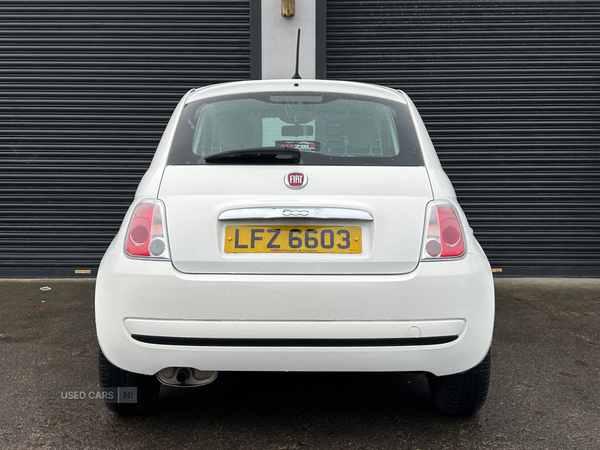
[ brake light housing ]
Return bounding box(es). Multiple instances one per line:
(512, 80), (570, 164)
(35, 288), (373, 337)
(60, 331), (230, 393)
(125, 200), (170, 260)
(421, 201), (466, 260)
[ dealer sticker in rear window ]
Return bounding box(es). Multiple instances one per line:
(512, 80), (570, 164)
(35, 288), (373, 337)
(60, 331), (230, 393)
(275, 140), (321, 152)
(224, 226), (361, 254)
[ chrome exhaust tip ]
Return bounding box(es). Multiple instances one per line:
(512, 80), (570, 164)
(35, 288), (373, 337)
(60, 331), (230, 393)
(157, 368), (218, 387)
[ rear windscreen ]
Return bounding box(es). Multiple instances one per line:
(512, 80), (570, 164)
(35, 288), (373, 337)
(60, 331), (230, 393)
(168, 91), (423, 166)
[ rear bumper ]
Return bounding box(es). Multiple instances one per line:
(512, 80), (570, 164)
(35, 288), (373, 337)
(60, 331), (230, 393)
(95, 250), (494, 376)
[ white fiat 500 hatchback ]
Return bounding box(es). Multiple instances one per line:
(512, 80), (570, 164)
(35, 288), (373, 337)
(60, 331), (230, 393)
(96, 79), (494, 416)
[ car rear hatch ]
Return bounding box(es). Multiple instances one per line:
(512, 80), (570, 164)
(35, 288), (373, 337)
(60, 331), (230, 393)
(158, 164), (432, 275)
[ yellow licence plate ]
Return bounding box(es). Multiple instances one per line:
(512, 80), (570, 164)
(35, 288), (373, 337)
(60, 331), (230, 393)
(224, 226), (362, 254)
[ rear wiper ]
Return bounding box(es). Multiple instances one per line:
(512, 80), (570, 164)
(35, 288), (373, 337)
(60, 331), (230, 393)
(204, 147), (301, 164)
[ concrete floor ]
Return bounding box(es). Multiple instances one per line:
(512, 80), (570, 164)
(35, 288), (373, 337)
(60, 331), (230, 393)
(0, 278), (598, 449)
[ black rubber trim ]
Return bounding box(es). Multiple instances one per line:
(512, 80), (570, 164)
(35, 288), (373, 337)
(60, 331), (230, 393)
(131, 335), (458, 347)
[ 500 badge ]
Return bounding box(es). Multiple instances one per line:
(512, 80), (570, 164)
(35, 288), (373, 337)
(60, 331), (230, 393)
(224, 226), (362, 254)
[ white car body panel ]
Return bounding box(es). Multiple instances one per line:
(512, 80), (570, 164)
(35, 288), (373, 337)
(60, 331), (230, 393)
(123, 319), (466, 340)
(95, 78), (494, 380)
(96, 248), (493, 376)
(159, 165), (432, 274)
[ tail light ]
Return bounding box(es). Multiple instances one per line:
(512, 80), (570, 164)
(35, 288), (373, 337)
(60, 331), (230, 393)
(125, 200), (170, 260)
(421, 201), (465, 260)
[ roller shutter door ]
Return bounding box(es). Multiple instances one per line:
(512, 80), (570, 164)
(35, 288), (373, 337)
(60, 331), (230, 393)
(0, 1), (251, 277)
(326, 1), (600, 276)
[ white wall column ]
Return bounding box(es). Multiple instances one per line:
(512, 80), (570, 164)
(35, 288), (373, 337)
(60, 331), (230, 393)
(261, 0), (317, 79)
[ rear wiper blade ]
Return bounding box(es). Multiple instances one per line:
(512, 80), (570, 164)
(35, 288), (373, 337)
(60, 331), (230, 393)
(204, 147), (301, 164)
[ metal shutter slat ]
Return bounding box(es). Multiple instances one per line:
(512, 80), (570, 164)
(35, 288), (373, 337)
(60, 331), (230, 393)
(326, 0), (600, 276)
(0, 0), (251, 277)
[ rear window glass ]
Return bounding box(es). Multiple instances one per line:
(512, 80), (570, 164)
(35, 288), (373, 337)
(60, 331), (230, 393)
(168, 91), (423, 166)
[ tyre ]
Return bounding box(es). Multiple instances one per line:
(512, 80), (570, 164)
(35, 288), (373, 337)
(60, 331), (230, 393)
(427, 351), (490, 416)
(98, 349), (161, 415)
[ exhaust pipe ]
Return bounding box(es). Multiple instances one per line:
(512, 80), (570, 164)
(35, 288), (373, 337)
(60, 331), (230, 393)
(176, 368), (190, 383)
(157, 367), (218, 387)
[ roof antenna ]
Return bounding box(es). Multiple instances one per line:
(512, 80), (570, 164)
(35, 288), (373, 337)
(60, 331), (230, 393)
(292, 28), (302, 79)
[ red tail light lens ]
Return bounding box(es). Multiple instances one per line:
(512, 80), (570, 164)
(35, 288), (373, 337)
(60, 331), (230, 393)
(125, 200), (170, 259)
(437, 205), (465, 257)
(421, 201), (465, 260)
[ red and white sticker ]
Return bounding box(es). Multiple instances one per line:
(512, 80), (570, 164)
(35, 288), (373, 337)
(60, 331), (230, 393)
(276, 140), (321, 152)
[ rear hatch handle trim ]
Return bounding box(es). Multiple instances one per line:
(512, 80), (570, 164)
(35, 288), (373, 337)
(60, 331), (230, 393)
(218, 207), (373, 221)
